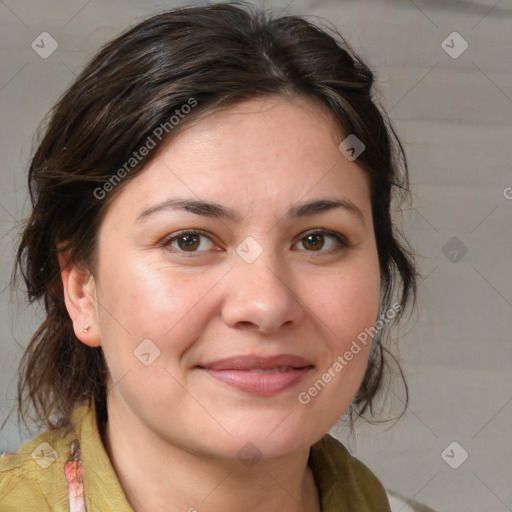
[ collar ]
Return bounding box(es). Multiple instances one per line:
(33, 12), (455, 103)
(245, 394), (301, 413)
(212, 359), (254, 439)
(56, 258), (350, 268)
(73, 403), (389, 511)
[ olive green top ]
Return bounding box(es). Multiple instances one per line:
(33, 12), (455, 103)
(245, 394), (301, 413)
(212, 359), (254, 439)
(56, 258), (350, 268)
(0, 402), (391, 511)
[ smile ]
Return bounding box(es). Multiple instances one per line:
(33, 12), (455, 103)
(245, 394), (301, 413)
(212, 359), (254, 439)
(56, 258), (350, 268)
(196, 354), (314, 396)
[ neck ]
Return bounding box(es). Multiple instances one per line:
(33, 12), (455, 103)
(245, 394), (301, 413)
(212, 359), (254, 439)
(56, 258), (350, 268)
(100, 400), (321, 512)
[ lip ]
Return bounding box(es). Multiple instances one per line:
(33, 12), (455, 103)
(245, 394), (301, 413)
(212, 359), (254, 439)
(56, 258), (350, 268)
(197, 354), (314, 396)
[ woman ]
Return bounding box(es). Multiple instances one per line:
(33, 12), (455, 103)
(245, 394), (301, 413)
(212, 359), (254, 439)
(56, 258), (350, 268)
(0, 3), (421, 511)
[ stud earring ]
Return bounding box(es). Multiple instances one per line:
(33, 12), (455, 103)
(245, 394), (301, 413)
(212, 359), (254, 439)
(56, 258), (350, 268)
(82, 325), (90, 333)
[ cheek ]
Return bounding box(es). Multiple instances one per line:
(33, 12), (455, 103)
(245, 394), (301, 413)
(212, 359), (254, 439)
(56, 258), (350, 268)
(294, 257), (381, 428)
(312, 261), (381, 343)
(95, 256), (201, 356)
(307, 259), (381, 404)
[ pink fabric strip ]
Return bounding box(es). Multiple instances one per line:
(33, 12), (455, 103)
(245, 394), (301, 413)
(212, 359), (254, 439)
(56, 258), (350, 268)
(64, 440), (87, 512)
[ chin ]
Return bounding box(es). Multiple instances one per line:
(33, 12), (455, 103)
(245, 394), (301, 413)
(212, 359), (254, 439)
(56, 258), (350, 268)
(221, 418), (316, 459)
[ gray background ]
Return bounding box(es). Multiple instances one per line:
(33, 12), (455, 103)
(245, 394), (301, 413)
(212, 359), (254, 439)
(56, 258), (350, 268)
(1, 1), (511, 511)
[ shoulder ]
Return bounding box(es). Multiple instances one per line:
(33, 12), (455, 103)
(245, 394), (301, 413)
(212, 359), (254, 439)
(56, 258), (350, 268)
(310, 435), (439, 512)
(386, 489), (439, 512)
(310, 433), (391, 511)
(0, 405), (89, 511)
(0, 431), (65, 510)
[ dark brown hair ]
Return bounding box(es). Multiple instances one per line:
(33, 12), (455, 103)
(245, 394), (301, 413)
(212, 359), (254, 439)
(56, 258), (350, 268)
(7, 2), (418, 434)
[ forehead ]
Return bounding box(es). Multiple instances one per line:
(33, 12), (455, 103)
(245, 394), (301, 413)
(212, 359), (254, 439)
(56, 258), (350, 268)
(101, 95), (371, 223)
(170, 95), (343, 157)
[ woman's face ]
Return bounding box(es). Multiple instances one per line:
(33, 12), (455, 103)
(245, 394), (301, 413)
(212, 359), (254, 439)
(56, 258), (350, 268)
(86, 95), (381, 459)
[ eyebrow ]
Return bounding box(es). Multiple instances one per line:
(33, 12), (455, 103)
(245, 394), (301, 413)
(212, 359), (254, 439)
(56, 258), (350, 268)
(136, 197), (365, 226)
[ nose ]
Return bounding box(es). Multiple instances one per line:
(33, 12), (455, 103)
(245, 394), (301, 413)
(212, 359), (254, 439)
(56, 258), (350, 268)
(221, 251), (305, 335)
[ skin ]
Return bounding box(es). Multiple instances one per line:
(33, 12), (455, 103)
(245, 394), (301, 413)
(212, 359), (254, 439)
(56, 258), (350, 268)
(60, 95), (381, 512)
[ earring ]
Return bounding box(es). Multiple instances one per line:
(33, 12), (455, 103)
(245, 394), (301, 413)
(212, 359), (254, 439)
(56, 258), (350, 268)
(82, 325), (90, 333)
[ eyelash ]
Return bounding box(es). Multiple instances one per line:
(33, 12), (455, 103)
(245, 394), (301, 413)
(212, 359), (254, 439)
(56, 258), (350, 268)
(159, 228), (350, 257)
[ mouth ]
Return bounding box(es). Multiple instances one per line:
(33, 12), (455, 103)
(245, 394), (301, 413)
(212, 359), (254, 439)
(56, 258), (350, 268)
(196, 354), (314, 396)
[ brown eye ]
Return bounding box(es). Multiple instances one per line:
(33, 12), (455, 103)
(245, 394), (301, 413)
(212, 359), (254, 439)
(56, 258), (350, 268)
(295, 230), (349, 255)
(162, 230), (216, 254)
(176, 233), (201, 251)
(301, 233), (325, 251)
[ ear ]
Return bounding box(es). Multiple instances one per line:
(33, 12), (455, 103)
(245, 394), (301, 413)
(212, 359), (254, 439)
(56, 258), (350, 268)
(58, 246), (101, 348)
